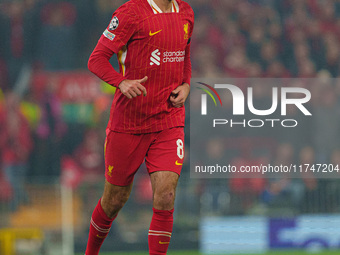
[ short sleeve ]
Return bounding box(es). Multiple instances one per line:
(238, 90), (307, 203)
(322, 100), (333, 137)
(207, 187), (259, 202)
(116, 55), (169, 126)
(98, 3), (137, 54)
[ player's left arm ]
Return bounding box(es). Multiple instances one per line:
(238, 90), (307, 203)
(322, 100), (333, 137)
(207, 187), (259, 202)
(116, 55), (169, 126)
(171, 7), (194, 108)
(170, 39), (192, 108)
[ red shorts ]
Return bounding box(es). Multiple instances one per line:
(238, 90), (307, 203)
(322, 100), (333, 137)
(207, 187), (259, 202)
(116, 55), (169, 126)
(104, 127), (185, 186)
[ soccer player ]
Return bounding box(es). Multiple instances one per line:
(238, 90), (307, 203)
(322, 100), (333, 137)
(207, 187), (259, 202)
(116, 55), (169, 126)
(85, 0), (194, 254)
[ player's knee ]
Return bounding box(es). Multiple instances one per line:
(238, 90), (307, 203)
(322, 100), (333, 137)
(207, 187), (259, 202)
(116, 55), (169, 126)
(102, 192), (130, 218)
(154, 189), (176, 209)
(114, 192), (130, 208)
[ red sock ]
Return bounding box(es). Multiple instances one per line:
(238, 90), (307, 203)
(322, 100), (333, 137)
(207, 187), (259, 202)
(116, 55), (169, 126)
(148, 208), (174, 255)
(85, 199), (116, 255)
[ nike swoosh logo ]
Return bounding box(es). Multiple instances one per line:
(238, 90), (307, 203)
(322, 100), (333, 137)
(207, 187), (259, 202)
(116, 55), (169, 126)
(159, 241), (170, 244)
(149, 29), (162, 36)
(175, 160), (183, 166)
(96, 234), (106, 239)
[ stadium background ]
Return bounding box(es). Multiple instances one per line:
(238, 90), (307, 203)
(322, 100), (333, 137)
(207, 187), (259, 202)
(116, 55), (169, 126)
(1, 0), (340, 254)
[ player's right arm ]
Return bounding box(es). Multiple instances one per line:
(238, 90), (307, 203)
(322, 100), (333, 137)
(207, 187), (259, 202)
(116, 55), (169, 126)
(88, 43), (147, 99)
(88, 2), (147, 99)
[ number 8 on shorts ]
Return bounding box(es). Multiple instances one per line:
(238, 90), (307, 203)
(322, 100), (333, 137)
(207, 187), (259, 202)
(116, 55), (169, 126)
(177, 139), (184, 159)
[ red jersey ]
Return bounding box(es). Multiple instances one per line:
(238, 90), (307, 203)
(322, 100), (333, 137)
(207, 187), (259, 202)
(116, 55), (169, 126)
(97, 0), (194, 134)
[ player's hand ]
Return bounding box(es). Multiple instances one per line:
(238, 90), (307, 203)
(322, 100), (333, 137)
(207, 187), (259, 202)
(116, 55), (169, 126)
(118, 76), (148, 99)
(170, 83), (190, 108)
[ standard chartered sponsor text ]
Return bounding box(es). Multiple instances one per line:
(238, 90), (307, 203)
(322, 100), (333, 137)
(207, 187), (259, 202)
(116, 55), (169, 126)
(195, 164), (293, 175)
(163, 50), (185, 63)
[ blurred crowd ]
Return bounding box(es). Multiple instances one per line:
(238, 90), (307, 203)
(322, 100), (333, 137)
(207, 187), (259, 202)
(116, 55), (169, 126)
(190, 0), (340, 78)
(1, 0), (340, 215)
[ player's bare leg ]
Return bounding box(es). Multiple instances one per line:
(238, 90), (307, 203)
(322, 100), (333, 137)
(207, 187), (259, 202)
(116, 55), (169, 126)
(101, 180), (133, 218)
(85, 180), (133, 255)
(151, 171), (179, 210)
(148, 171), (179, 255)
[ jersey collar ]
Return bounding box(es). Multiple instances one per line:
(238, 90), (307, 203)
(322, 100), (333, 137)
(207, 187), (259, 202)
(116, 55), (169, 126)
(147, 0), (179, 14)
